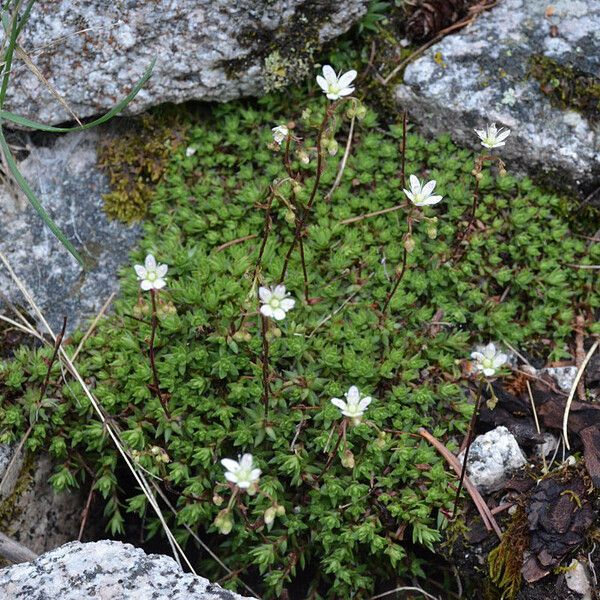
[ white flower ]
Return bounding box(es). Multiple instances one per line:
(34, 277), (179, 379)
(259, 285), (295, 321)
(185, 146), (196, 157)
(134, 254), (168, 291)
(316, 65), (357, 101)
(403, 174), (443, 206)
(221, 454), (261, 490)
(474, 123), (511, 149)
(331, 386), (372, 423)
(272, 124), (289, 144)
(471, 343), (508, 377)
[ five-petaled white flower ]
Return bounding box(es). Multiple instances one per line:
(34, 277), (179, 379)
(331, 386), (372, 424)
(272, 124), (289, 144)
(474, 123), (511, 149)
(259, 285), (295, 321)
(221, 454), (261, 490)
(134, 254), (168, 291)
(316, 65), (357, 101)
(471, 343), (508, 377)
(403, 174), (444, 206)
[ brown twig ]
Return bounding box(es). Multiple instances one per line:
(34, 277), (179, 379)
(78, 483), (95, 541)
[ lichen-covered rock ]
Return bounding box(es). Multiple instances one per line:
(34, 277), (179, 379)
(458, 426), (527, 492)
(0, 127), (140, 332)
(0, 449), (83, 557)
(0, 540), (252, 599)
(395, 0), (600, 197)
(3, 0), (368, 126)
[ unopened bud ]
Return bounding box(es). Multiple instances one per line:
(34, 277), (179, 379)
(297, 150), (310, 165)
(475, 172), (483, 181)
(213, 493), (224, 506)
(341, 449), (355, 469)
(426, 225), (437, 240)
(355, 104), (367, 120)
(403, 235), (416, 253)
(276, 505), (286, 516)
(327, 139), (339, 156)
(264, 506), (277, 526)
(374, 431), (387, 450)
(214, 509), (233, 535)
(285, 209), (296, 225)
(292, 181), (303, 195)
(499, 167), (507, 177)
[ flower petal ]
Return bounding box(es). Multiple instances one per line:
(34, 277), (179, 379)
(403, 188), (415, 202)
(470, 352), (485, 361)
(358, 397), (372, 411)
(156, 264), (168, 278)
(421, 179), (437, 197)
(224, 472), (239, 483)
(326, 92), (340, 100)
(331, 398), (347, 411)
(337, 86), (355, 97)
(494, 353), (508, 368)
(221, 458), (239, 472)
(134, 265), (146, 278)
(417, 195), (443, 206)
(322, 65), (337, 84)
(145, 254), (157, 270)
(337, 69), (357, 88)
(483, 367), (496, 377)
(496, 129), (511, 142)
(260, 304), (274, 318)
(483, 343), (496, 358)
(140, 280), (153, 291)
(274, 284), (286, 299)
(259, 287), (272, 303)
(346, 386), (360, 404)
(240, 454), (254, 469)
(316, 75), (329, 92)
(409, 174), (421, 193)
(280, 298), (295, 311)
(250, 468), (261, 481)
(272, 308), (286, 321)
(237, 479), (250, 489)
(153, 279), (167, 289)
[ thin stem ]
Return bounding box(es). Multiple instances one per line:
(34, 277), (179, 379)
(317, 420), (346, 481)
(261, 314), (270, 420)
(400, 110), (407, 190)
(149, 290), (170, 418)
(38, 315), (67, 401)
(298, 234), (310, 302)
(279, 104), (335, 282)
(452, 380), (484, 517)
(381, 218), (413, 315)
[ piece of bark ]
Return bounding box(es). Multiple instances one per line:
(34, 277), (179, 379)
(0, 532), (37, 564)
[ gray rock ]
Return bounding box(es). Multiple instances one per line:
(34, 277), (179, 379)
(542, 366), (578, 392)
(3, 0), (367, 126)
(395, 0), (600, 195)
(0, 540), (252, 599)
(0, 128), (140, 333)
(0, 448), (83, 557)
(458, 426), (527, 492)
(564, 559), (593, 600)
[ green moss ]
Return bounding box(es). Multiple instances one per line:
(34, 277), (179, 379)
(0, 452), (34, 530)
(488, 505), (529, 599)
(97, 112), (186, 223)
(528, 54), (600, 121)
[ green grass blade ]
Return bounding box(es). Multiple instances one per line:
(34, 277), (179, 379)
(0, 128), (82, 264)
(0, 58), (156, 132)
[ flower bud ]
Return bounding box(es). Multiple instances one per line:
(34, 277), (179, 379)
(213, 493), (224, 506)
(341, 449), (355, 469)
(355, 104), (367, 120)
(214, 509), (233, 535)
(426, 225), (437, 240)
(374, 431), (387, 450)
(292, 181), (303, 195)
(475, 172), (483, 181)
(285, 209), (296, 225)
(403, 234), (416, 253)
(297, 150), (310, 165)
(247, 482), (258, 496)
(276, 505), (286, 516)
(327, 139), (339, 156)
(264, 506), (277, 526)
(499, 167), (507, 177)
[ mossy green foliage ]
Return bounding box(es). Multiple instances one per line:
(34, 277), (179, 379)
(528, 54), (600, 121)
(488, 505), (529, 599)
(98, 112), (186, 223)
(0, 86), (598, 598)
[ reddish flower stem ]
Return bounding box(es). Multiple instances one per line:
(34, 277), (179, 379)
(149, 289), (171, 418)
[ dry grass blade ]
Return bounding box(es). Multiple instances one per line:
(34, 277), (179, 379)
(563, 340), (599, 450)
(370, 586), (440, 600)
(14, 43), (82, 125)
(325, 113), (355, 201)
(418, 427), (502, 538)
(71, 292), (115, 362)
